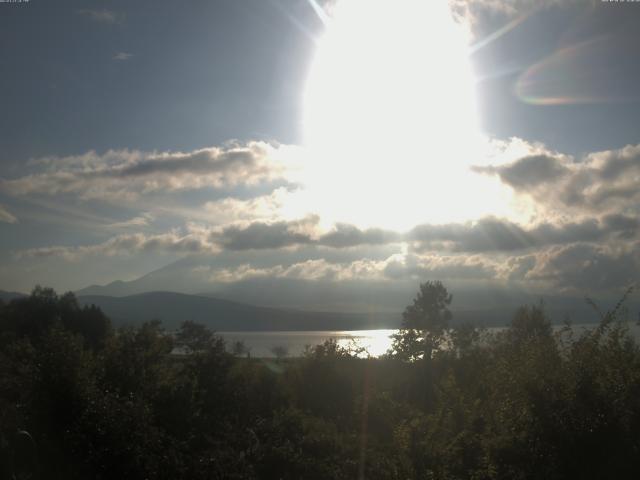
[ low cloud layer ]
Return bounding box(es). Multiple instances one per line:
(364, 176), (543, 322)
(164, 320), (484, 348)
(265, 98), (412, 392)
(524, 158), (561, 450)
(216, 217), (402, 251)
(5, 136), (639, 296)
(216, 216), (320, 251)
(189, 252), (499, 285)
(214, 214), (638, 254)
(409, 215), (638, 253)
(511, 242), (640, 292)
(18, 212), (639, 261)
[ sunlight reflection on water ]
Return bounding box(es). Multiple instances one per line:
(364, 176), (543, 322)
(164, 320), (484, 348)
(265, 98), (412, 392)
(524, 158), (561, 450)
(219, 323), (640, 359)
(220, 329), (396, 358)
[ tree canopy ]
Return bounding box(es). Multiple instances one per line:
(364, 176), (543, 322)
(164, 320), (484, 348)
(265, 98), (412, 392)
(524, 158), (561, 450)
(390, 280), (453, 361)
(2, 285), (640, 479)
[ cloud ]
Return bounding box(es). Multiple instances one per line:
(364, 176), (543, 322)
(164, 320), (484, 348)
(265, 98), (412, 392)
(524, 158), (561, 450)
(106, 213), (154, 229)
(450, 0), (590, 26)
(474, 143), (640, 216)
(17, 227), (220, 262)
(15, 207), (640, 286)
(452, 0), (557, 15)
(205, 259), (351, 283)
(7, 132), (639, 296)
(214, 217), (402, 251)
(0, 204), (17, 224)
(15, 217), (402, 261)
(409, 215), (638, 253)
(516, 242), (640, 292)
(215, 216), (320, 250)
(383, 252), (497, 281)
(318, 223), (402, 248)
(503, 254), (538, 281)
(202, 187), (290, 223)
(36, 212), (631, 261)
(15, 218), (637, 293)
(77, 9), (123, 25)
(1, 142), (296, 202)
(601, 214), (640, 238)
(472, 154), (570, 190)
(293, 258), (385, 281)
(196, 252), (497, 285)
(112, 52), (133, 61)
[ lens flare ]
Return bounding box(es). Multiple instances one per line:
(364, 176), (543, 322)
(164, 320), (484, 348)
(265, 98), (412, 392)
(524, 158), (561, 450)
(516, 35), (640, 106)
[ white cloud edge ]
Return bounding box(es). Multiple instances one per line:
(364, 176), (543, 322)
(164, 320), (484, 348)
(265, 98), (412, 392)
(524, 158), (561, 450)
(0, 204), (17, 224)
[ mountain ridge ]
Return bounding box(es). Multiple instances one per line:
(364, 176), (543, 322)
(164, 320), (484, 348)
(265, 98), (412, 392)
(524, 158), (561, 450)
(76, 291), (400, 331)
(0, 290), (28, 302)
(5, 287), (630, 330)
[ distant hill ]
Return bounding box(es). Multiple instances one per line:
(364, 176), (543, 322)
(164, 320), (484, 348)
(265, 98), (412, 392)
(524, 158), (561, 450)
(74, 256), (640, 324)
(73, 257), (639, 328)
(4, 287), (631, 330)
(77, 280), (134, 297)
(77, 291), (400, 331)
(74, 257), (541, 313)
(76, 291), (613, 331)
(0, 290), (27, 303)
(74, 287), (632, 331)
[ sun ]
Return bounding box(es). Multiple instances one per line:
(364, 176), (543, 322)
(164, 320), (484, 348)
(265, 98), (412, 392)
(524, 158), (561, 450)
(296, 0), (507, 231)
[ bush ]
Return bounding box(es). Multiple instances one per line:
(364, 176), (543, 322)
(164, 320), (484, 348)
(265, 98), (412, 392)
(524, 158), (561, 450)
(2, 285), (640, 478)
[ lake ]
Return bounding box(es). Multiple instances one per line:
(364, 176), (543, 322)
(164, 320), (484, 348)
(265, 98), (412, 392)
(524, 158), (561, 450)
(219, 329), (397, 358)
(219, 322), (640, 358)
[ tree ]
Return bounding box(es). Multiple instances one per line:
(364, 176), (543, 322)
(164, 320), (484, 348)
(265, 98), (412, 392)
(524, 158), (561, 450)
(0, 287), (111, 350)
(390, 281), (452, 361)
(271, 345), (289, 362)
(508, 303), (552, 345)
(231, 340), (249, 357)
(176, 320), (215, 353)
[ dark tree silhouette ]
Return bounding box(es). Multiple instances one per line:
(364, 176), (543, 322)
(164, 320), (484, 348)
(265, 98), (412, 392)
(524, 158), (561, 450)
(231, 339), (249, 357)
(390, 281), (452, 361)
(271, 344), (289, 362)
(508, 303), (552, 344)
(2, 285), (640, 479)
(176, 320), (215, 353)
(0, 286), (110, 349)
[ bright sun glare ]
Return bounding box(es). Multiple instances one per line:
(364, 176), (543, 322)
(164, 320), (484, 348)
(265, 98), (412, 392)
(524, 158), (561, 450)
(297, 0), (509, 230)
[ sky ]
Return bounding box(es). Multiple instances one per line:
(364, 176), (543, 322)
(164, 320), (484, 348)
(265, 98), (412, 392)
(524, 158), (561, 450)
(1, 0), (639, 311)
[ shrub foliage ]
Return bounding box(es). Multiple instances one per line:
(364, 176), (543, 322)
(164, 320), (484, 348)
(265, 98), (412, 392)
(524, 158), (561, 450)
(1, 284), (639, 479)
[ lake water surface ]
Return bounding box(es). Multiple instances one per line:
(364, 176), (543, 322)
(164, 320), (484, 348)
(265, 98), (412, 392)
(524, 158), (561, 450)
(219, 329), (396, 358)
(220, 323), (640, 358)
